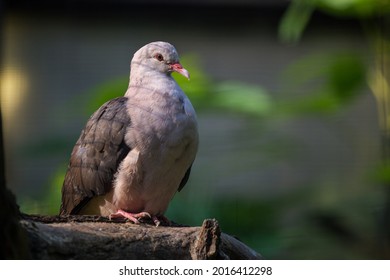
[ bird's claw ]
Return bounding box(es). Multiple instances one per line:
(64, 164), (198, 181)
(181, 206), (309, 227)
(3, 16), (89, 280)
(109, 210), (151, 224)
(109, 210), (171, 227)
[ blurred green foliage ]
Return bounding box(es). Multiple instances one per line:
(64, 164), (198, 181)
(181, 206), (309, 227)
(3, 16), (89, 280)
(316, 0), (390, 17)
(279, 0), (315, 43)
(276, 0), (390, 260)
(278, 51), (366, 115)
(84, 76), (129, 114)
(212, 82), (271, 116)
(279, 0), (390, 42)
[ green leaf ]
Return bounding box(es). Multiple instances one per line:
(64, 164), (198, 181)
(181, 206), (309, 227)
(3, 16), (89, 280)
(316, 0), (390, 17)
(278, 51), (366, 116)
(279, 0), (315, 43)
(327, 53), (366, 102)
(213, 81), (272, 116)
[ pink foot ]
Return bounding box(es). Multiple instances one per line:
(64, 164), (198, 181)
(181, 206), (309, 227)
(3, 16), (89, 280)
(109, 209), (151, 224)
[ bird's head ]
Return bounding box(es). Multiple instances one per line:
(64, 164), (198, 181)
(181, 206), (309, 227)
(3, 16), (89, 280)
(131, 41), (190, 80)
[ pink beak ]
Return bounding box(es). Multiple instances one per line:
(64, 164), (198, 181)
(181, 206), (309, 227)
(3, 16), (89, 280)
(170, 62), (190, 80)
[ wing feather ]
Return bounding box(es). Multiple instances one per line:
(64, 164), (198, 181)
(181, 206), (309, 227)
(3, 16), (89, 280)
(60, 97), (131, 214)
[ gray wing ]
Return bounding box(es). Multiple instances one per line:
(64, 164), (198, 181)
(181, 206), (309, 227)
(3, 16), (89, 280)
(60, 97), (131, 215)
(178, 165), (192, 192)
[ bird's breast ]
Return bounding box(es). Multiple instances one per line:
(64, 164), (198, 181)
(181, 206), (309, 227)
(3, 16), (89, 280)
(126, 89), (198, 154)
(111, 90), (198, 215)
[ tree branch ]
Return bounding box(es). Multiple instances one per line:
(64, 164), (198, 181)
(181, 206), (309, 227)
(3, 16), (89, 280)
(21, 215), (263, 260)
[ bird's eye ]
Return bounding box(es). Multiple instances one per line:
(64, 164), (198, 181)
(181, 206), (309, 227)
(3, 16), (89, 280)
(154, 53), (164, 62)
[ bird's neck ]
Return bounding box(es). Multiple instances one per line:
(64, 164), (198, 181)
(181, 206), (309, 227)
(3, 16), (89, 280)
(127, 64), (175, 90)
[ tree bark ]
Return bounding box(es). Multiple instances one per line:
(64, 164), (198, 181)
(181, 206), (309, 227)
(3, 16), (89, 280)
(0, 108), (31, 259)
(20, 214), (263, 260)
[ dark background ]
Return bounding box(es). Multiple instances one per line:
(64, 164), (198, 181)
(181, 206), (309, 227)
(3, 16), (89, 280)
(1, 0), (389, 259)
